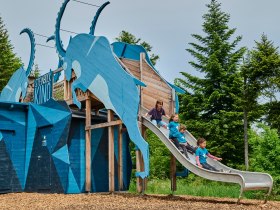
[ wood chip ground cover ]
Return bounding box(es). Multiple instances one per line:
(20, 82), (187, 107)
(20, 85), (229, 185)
(0, 193), (279, 210)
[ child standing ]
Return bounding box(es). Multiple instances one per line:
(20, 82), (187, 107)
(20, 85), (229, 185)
(195, 138), (222, 171)
(145, 100), (169, 128)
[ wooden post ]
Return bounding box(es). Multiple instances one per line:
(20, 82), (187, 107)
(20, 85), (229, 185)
(136, 125), (147, 193)
(118, 125), (123, 191)
(141, 125), (147, 191)
(136, 149), (143, 193)
(64, 77), (68, 100)
(170, 154), (177, 193)
(108, 110), (115, 192)
(85, 94), (91, 192)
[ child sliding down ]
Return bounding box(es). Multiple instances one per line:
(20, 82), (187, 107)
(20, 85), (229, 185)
(195, 137), (222, 172)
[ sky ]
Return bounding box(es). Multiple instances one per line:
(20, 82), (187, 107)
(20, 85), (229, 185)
(1, 0), (280, 84)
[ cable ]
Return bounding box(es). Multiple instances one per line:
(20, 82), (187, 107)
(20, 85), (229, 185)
(36, 43), (55, 49)
(72, 0), (100, 7)
(34, 33), (49, 38)
(60, 29), (79, 35)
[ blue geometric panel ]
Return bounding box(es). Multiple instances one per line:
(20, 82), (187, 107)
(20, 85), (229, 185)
(67, 168), (80, 193)
(0, 131), (2, 141)
(52, 145), (70, 164)
(52, 155), (69, 192)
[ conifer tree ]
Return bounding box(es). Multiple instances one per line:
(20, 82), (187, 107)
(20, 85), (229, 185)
(175, 0), (246, 165)
(0, 16), (21, 91)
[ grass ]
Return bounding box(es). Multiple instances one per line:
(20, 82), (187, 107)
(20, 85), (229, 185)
(128, 174), (280, 201)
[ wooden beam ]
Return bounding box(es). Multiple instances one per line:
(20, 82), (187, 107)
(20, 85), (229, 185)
(53, 67), (63, 74)
(85, 120), (122, 130)
(85, 95), (92, 192)
(140, 53), (145, 106)
(108, 110), (115, 192)
(118, 125), (123, 191)
(136, 150), (143, 193)
(170, 154), (177, 192)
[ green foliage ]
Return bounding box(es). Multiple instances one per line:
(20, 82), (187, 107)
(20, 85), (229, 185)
(30, 63), (40, 79)
(115, 30), (159, 66)
(0, 16), (22, 91)
(175, 0), (245, 165)
(249, 124), (280, 195)
(129, 176), (276, 200)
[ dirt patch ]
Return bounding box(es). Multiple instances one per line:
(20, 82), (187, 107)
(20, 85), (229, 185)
(0, 193), (279, 210)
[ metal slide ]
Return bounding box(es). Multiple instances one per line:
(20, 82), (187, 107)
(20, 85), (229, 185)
(140, 107), (273, 202)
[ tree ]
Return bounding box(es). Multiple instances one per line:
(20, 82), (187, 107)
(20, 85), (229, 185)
(30, 63), (40, 79)
(241, 35), (280, 169)
(249, 124), (280, 195)
(115, 30), (159, 66)
(175, 0), (246, 165)
(0, 16), (22, 91)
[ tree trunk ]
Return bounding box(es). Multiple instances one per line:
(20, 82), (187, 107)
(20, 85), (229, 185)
(244, 109), (249, 170)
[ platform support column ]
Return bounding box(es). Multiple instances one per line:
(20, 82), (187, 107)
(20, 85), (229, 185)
(136, 125), (147, 193)
(118, 125), (123, 191)
(170, 154), (177, 193)
(108, 110), (115, 192)
(85, 94), (92, 192)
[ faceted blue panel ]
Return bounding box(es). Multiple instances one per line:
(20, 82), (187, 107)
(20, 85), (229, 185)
(52, 145), (70, 164)
(67, 168), (80, 193)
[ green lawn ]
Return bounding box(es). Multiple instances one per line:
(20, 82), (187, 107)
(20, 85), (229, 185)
(129, 174), (279, 201)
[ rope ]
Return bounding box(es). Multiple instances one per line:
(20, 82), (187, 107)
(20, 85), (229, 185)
(72, 0), (100, 7)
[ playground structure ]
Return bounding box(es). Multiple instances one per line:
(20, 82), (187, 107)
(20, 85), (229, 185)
(0, 0), (273, 202)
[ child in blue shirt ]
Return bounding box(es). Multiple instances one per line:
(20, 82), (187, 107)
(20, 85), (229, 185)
(145, 100), (169, 128)
(168, 114), (196, 158)
(195, 137), (222, 171)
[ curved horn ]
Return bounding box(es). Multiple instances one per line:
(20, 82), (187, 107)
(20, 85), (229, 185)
(89, 1), (110, 35)
(46, 35), (55, 43)
(55, 0), (70, 58)
(20, 28), (36, 77)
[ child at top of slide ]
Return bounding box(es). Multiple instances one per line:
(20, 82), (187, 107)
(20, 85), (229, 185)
(145, 100), (169, 129)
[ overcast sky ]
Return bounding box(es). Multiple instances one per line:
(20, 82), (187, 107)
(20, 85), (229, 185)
(1, 0), (280, 84)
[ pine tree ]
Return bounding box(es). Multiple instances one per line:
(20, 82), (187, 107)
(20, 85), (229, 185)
(242, 35), (280, 155)
(0, 16), (22, 91)
(175, 0), (246, 165)
(115, 30), (159, 66)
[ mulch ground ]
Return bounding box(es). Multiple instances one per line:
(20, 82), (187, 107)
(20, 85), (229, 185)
(0, 193), (279, 210)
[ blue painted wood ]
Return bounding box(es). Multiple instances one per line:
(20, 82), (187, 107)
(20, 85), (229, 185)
(89, 1), (110, 36)
(46, 35), (63, 82)
(55, 0), (149, 179)
(0, 28), (35, 102)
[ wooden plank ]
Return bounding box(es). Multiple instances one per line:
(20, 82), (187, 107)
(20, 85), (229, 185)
(108, 110), (115, 192)
(136, 150), (143, 193)
(142, 90), (172, 103)
(64, 77), (68, 100)
(170, 154), (177, 192)
(118, 125), (123, 191)
(85, 95), (91, 192)
(142, 75), (172, 89)
(121, 58), (140, 69)
(140, 53), (145, 106)
(143, 81), (172, 95)
(85, 120), (122, 130)
(53, 67), (63, 74)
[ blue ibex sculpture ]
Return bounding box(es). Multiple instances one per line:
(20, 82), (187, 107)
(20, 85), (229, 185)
(54, 0), (149, 178)
(0, 28), (35, 102)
